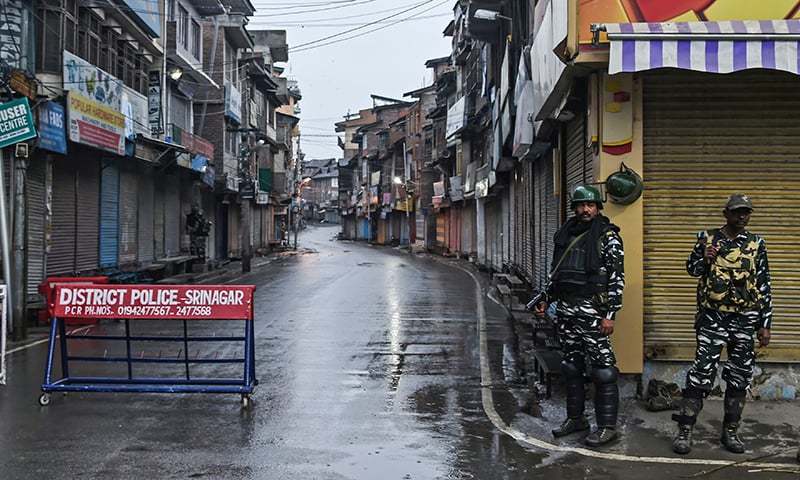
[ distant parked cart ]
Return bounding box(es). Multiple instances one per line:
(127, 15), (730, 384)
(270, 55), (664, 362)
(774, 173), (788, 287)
(40, 284), (257, 407)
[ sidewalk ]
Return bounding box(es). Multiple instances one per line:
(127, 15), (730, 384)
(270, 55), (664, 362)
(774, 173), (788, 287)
(418, 248), (800, 473)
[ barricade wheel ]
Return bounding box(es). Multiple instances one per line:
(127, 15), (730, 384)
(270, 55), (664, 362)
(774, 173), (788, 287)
(241, 394), (251, 408)
(38, 393), (51, 407)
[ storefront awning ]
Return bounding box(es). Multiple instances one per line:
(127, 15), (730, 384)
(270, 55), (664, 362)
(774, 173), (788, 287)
(602, 20), (800, 75)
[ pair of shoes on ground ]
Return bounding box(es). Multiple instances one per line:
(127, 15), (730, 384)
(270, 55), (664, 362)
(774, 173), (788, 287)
(552, 417), (619, 447)
(672, 423), (745, 455)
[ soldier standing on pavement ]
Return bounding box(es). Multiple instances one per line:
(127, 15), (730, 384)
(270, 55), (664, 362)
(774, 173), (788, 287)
(672, 194), (773, 455)
(531, 185), (625, 447)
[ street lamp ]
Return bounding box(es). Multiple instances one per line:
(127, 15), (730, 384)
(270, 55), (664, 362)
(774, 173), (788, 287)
(473, 9), (512, 22)
(393, 176), (403, 185)
(168, 66), (183, 81)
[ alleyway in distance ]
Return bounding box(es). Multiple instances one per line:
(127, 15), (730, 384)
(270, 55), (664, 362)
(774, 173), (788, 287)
(0, 226), (792, 479)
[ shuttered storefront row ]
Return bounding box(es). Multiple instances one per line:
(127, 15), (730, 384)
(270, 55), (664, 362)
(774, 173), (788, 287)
(532, 152), (560, 292)
(48, 158), (77, 275)
(643, 71), (800, 361)
(164, 174), (180, 257)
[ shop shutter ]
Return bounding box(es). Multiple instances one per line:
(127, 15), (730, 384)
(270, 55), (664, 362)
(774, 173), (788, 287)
(564, 115), (594, 212)
(26, 156), (47, 298)
(118, 169), (138, 265)
(99, 162), (119, 268)
(75, 157), (100, 272)
(137, 171), (155, 264)
(461, 201), (475, 256)
(164, 174), (180, 256)
(436, 211), (446, 247)
(522, 161), (534, 283)
(448, 207), (460, 253)
(154, 183), (165, 259)
(502, 188), (511, 267)
(48, 159), (76, 275)
(643, 71), (800, 361)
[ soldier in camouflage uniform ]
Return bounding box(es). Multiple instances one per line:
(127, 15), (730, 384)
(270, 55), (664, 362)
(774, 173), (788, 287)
(531, 185), (625, 447)
(672, 194), (772, 455)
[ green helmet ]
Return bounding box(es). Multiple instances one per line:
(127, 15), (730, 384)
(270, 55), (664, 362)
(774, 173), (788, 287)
(570, 185), (603, 209)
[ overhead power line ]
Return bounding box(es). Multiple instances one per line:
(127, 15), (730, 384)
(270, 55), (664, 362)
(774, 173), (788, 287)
(289, 0), (437, 51)
(290, 0), (449, 53)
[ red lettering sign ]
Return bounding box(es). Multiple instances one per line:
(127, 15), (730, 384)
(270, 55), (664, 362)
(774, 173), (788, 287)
(53, 285), (255, 320)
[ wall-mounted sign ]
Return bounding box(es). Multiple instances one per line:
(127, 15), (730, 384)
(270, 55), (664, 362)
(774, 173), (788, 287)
(239, 180), (255, 199)
(148, 70), (162, 135)
(67, 91), (125, 155)
(63, 50), (122, 110)
(0, 97), (36, 149)
(226, 174), (239, 192)
(446, 96), (466, 138)
(9, 70), (36, 100)
(122, 86), (149, 139)
(256, 192), (269, 205)
(38, 101), (66, 154)
(224, 81), (242, 124)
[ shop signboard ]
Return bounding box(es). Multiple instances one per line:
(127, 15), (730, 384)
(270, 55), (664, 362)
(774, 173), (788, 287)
(38, 101), (66, 154)
(578, 0), (800, 45)
(122, 86), (149, 139)
(445, 96), (466, 139)
(148, 71), (162, 135)
(63, 50), (122, 110)
(224, 81), (242, 124)
(67, 91), (125, 155)
(0, 97), (36, 149)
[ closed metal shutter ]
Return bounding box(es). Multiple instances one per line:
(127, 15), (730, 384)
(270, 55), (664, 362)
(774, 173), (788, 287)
(436, 211), (447, 247)
(565, 115), (593, 210)
(48, 159), (76, 275)
(448, 207), (460, 253)
(643, 71), (800, 361)
(502, 188), (510, 267)
(164, 174), (180, 256)
(461, 201), (475, 256)
(119, 169), (138, 265)
(532, 152), (561, 291)
(522, 161), (534, 283)
(100, 162), (119, 268)
(76, 157), (100, 272)
(154, 183), (165, 259)
(26, 156), (47, 298)
(137, 170), (155, 264)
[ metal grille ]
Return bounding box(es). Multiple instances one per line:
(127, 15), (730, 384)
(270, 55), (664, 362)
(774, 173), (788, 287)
(99, 162), (119, 268)
(565, 114), (593, 212)
(643, 71), (800, 361)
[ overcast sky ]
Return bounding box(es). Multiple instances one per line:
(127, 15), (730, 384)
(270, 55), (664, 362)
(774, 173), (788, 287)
(248, 0), (453, 161)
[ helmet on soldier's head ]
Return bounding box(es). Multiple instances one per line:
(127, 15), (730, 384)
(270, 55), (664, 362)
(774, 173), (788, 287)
(570, 185), (603, 210)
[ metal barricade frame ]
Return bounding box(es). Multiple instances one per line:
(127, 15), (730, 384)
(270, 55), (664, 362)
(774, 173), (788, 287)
(40, 284), (257, 407)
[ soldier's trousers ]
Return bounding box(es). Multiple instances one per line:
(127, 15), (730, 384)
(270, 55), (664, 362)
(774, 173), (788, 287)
(556, 310), (617, 368)
(686, 309), (758, 393)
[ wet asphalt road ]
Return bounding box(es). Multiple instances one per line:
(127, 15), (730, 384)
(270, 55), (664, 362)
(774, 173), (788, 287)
(1, 225), (791, 479)
(0, 225), (538, 479)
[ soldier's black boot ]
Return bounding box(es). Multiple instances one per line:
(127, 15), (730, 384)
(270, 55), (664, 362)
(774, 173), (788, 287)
(671, 388), (704, 455)
(585, 367), (619, 447)
(553, 360), (590, 437)
(721, 388), (747, 454)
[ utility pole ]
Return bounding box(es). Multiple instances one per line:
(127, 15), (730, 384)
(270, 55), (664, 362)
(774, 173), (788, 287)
(0, 151), (13, 339)
(12, 155), (26, 338)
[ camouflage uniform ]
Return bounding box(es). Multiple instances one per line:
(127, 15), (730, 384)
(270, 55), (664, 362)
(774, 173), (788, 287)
(549, 228), (625, 369)
(538, 223), (625, 440)
(672, 225), (772, 455)
(685, 229), (772, 393)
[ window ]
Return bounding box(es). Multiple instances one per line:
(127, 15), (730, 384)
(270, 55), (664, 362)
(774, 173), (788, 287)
(178, 5), (189, 49)
(225, 122), (239, 154)
(35, 0), (78, 72)
(224, 42), (237, 84)
(191, 20), (201, 60)
(77, 9), (102, 66)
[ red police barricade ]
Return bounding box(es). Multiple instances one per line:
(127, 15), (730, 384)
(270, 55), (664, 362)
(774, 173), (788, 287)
(40, 284), (257, 407)
(38, 276), (110, 325)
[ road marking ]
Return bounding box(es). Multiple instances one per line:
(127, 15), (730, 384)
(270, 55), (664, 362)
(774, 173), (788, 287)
(452, 263), (800, 471)
(6, 325), (93, 355)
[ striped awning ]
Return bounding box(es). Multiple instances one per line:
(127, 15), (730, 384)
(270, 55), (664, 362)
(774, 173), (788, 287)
(605, 20), (800, 75)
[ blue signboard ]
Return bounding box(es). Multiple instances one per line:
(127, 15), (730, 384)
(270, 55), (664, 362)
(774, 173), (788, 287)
(38, 101), (66, 154)
(119, 0), (161, 38)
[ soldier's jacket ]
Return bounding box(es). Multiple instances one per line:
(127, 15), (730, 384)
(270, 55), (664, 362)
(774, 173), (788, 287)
(541, 229), (625, 320)
(687, 228), (773, 329)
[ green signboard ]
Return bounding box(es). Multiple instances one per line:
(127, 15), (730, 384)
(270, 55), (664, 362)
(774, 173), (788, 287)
(0, 97), (37, 149)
